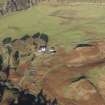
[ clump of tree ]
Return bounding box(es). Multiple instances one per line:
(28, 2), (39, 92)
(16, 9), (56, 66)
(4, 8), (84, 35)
(2, 37), (12, 44)
(32, 33), (49, 43)
(40, 33), (49, 43)
(0, 80), (59, 105)
(14, 51), (20, 63)
(6, 45), (12, 65)
(20, 34), (30, 41)
(13, 50), (20, 70)
(12, 39), (18, 43)
(0, 55), (3, 70)
(35, 89), (58, 105)
(32, 32), (40, 39)
(32, 32), (49, 49)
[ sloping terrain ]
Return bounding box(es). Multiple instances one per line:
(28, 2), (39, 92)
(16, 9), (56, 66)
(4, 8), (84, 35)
(1, 3), (105, 48)
(6, 39), (105, 105)
(41, 45), (105, 105)
(1, 1), (105, 105)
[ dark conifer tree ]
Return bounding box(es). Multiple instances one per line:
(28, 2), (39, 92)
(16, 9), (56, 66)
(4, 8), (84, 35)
(0, 55), (3, 71)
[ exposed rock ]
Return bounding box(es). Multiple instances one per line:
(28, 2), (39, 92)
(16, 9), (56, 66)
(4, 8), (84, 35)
(0, 0), (42, 16)
(1, 0), (105, 16)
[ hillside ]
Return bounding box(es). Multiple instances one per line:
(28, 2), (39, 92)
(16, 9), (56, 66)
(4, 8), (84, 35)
(0, 0), (41, 16)
(1, 0), (105, 16)
(1, 1), (105, 105)
(0, 3), (105, 48)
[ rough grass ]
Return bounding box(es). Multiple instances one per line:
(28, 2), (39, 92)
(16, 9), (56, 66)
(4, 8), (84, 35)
(86, 65), (105, 85)
(0, 0), (7, 4)
(0, 4), (105, 48)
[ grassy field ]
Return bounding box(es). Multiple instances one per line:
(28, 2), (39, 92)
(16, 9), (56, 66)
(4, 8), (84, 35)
(0, 0), (7, 4)
(0, 3), (105, 48)
(86, 65), (105, 83)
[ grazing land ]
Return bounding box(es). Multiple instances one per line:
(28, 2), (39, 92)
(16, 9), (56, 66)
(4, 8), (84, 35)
(1, 3), (105, 48)
(1, 1), (105, 105)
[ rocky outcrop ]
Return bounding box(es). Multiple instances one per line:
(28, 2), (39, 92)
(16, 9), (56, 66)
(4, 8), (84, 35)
(1, 0), (105, 16)
(6, 0), (38, 11)
(0, 0), (42, 16)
